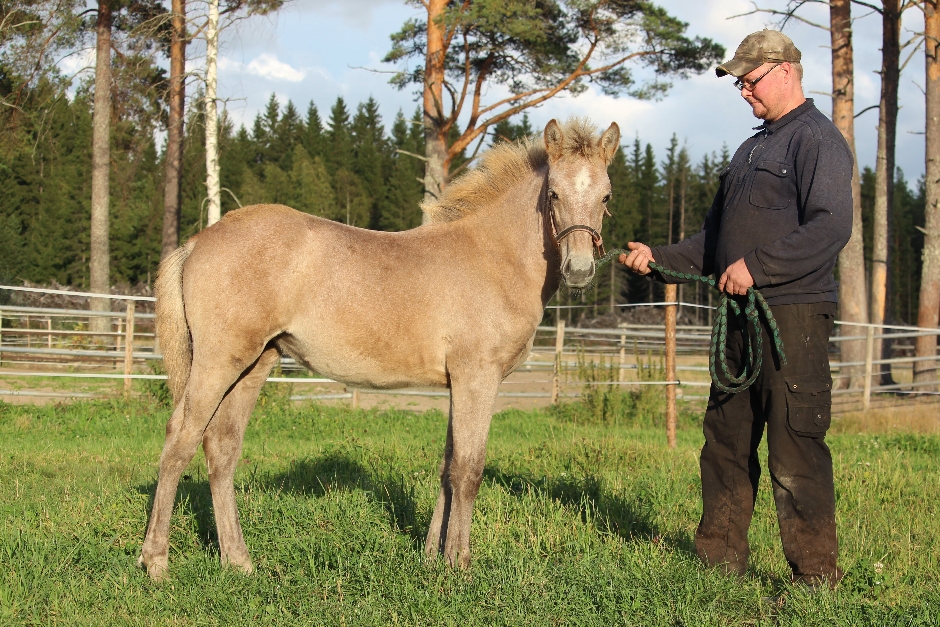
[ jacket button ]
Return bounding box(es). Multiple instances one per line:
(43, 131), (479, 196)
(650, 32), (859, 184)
(782, 169), (787, 174)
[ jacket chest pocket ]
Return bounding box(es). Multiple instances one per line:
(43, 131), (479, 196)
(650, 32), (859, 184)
(749, 160), (792, 210)
(785, 377), (832, 437)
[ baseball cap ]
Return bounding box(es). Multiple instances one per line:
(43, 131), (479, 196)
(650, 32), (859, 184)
(716, 30), (802, 78)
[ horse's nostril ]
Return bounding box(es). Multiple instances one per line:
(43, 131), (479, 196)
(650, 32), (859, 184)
(563, 256), (595, 287)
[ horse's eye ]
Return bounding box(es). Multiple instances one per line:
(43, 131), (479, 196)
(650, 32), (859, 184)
(602, 193), (611, 204)
(549, 189), (558, 200)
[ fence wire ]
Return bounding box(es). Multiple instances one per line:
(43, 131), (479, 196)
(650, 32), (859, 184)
(1, 285), (938, 413)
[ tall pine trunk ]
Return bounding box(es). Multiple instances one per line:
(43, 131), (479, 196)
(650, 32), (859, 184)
(915, 0), (940, 390)
(830, 0), (869, 389)
(90, 0), (112, 333)
(205, 0), (221, 227)
(870, 0), (900, 387)
(421, 0), (448, 223)
(161, 0), (186, 258)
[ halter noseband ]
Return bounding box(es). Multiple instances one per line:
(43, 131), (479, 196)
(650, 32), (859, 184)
(548, 208), (608, 259)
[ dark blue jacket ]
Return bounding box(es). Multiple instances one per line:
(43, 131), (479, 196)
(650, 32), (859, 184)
(651, 99), (853, 304)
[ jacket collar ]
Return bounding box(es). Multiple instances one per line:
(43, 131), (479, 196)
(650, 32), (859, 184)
(754, 98), (815, 134)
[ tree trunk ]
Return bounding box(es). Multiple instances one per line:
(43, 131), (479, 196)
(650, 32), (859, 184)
(205, 0), (221, 227)
(161, 0), (186, 255)
(678, 164), (686, 317)
(915, 0), (940, 390)
(90, 0), (112, 333)
(161, 0), (186, 259)
(830, 0), (869, 390)
(421, 0), (448, 223)
(870, 0), (900, 388)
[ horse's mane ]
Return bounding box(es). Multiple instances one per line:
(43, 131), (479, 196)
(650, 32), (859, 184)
(422, 118), (602, 224)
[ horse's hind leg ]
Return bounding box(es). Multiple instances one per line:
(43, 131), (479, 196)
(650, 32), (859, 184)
(425, 368), (501, 568)
(203, 346), (280, 573)
(139, 355), (249, 581)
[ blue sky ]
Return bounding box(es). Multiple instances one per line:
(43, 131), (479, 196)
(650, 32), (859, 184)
(69, 0), (931, 182)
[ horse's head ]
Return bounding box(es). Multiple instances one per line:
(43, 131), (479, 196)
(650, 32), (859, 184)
(543, 119), (620, 289)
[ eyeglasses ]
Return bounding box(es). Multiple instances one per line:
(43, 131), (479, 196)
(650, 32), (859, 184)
(733, 64), (781, 92)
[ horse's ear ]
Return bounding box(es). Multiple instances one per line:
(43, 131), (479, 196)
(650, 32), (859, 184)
(599, 122), (621, 166)
(544, 119), (564, 162)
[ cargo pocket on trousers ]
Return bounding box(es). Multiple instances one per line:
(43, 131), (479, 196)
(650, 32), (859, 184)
(785, 377), (832, 437)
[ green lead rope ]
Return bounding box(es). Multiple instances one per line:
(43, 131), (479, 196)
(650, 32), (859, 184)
(596, 249), (787, 394)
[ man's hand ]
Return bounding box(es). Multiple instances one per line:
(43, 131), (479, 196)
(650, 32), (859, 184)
(618, 242), (655, 275)
(718, 258), (754, 296)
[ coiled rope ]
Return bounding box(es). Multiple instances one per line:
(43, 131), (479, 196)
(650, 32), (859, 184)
(596, 249), (786, 393)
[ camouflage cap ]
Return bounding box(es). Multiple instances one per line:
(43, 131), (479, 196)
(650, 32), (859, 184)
(715, 29), (802, 78)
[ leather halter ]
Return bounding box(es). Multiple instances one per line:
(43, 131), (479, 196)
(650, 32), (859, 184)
(548, 207), (608, 259)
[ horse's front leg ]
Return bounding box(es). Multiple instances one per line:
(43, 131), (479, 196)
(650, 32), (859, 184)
(425, 367), (501, 568)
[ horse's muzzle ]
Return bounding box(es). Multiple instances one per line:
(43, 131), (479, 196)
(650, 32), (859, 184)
(562, 254), (595, 288)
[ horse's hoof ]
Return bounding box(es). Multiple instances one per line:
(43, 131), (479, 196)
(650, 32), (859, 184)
(445, 549), (471, 570)
(138, 554), (169, 582)
(223, 555), (254, 575)
(137, 553), (170, 583)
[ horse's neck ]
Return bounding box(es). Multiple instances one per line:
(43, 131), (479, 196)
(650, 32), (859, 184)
(464, 169), (560, 306)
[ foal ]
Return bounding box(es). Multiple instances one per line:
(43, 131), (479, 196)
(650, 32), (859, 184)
(139, 118), (620, 580)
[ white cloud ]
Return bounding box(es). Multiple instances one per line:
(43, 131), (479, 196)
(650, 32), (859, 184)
(245, 53), (306, 82)
(217, 53), (309, 83)
(57, 48), (96, 77)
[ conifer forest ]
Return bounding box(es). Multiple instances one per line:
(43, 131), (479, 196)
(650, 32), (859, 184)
(0, 0), (935, 332)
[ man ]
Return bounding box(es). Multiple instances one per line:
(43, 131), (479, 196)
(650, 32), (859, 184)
(620, 30), (852, 587)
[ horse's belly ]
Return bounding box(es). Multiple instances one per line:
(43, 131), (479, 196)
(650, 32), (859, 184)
(276, 333), (448, 389)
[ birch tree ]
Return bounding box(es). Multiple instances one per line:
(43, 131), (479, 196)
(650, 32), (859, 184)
(384, 0), (723, 220)
(204, 0), (220, 226)
(866, 0), (920, 386)
(89, 0), (112, 331)
(199, 0), (283, 227)
(915, 0), (940, 389)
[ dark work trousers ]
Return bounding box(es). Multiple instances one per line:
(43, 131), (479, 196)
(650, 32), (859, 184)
(695, 301), (843, 586)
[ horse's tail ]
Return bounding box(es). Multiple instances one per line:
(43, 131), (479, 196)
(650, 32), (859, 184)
(155, 238), (197, 407)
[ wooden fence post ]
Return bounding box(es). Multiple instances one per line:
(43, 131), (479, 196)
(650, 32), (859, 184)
(552, 318), (565, 404)
(115, 316), (123, 369)
(0, 309), (3, 367)
(665, 284), (677, 449)
(123, 302), (135, 395)
(863, 324), (875, 411)
(46, 318), (52, 349)
(618, 333), (627, 382)
(351, 388), (360, 409)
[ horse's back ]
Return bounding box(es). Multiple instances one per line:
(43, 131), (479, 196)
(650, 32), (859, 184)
(180, 204), (454, 387)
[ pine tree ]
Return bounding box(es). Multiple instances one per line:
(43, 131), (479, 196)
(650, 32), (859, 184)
(380, 109), (424, 231)
(326, 97), (352, 176)
(303, 101), (324, 160)
(351, 98), (388, 229)
(288, 146), (337, 218)
(273, 100), (302, 170)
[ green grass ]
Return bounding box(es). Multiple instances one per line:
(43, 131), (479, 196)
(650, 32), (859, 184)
(0, 395), (938, 626)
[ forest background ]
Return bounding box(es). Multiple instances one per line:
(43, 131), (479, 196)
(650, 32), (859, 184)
(0, 0), (932, 328)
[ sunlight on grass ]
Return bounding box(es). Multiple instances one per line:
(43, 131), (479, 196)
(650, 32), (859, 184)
(0, 397), (938, 625)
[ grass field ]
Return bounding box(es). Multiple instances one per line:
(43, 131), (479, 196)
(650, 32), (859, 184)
(1, 390), (938, 626)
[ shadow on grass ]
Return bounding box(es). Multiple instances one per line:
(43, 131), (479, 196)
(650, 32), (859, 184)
(135, 451), (695, 561)
(136, 475), (219, 551)
(255, 451), (423, 544)
(483, 465), (697, 557)
(136, 451), (425, 554)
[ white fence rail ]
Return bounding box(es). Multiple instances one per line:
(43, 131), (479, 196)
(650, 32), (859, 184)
(1, 285), (939, 413)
